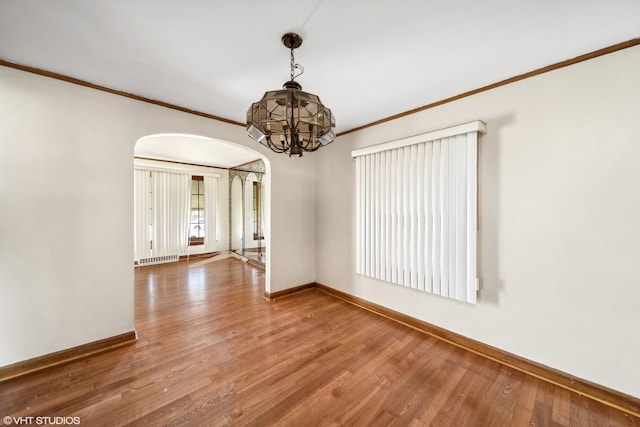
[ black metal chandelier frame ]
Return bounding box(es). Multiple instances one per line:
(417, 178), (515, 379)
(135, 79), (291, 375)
(246, 33), (335, 158)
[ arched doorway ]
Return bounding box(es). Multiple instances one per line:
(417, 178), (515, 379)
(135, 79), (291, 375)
(133, 132), (269, 279)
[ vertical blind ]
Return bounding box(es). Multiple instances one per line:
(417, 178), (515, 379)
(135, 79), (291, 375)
(352, 121), (485, 304)
(152, 171), (190, 257)
(133, 169), (191, 261)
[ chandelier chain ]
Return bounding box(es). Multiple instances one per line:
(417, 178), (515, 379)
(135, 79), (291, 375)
(289, 46), (304, 81)
(290, 47), (295, 81)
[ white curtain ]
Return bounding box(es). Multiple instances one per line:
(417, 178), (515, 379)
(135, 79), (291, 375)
(354, 122), (482, 304)
(204, 175), (218, 252)
(134, 169), (152, 261)
(151, 171), (190, 257)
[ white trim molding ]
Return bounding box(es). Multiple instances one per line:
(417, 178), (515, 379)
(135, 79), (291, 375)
(351, 121), (486, 158)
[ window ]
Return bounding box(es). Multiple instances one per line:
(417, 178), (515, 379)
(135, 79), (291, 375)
(252, 181), (263, 240)
(189, 175), (205, 246)
(352, 121), (485, 304)
(134, 165), (218, 263)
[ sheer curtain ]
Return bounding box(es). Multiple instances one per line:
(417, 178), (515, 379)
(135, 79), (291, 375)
(134, 169), (152, 262)
(134, 169), (190, 261)
(353, 121), (484, 304)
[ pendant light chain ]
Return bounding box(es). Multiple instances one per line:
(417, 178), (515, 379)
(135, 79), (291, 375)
(290, 46), (295, 81)
(289, 45), (303, 81)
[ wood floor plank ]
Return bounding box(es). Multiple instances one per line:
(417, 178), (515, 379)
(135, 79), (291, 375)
(1, 258), (637, 426)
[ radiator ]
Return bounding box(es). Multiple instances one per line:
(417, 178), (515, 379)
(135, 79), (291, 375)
(136, 255), (179, 266)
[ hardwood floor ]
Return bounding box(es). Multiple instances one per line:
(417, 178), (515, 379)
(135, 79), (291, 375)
(1, 258), (637, 426)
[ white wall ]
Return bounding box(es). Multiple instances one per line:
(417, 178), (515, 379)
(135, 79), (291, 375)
(0, 65), (316, 366)
(315, 45), (640, 397)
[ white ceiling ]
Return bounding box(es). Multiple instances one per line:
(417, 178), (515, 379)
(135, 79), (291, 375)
(1, 0), (639, 167)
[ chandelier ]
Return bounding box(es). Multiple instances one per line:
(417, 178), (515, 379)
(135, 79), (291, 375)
(246, 33), (335, 158)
